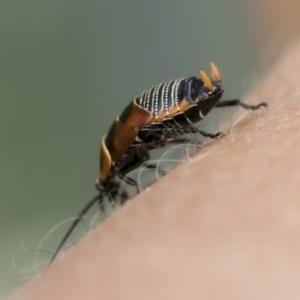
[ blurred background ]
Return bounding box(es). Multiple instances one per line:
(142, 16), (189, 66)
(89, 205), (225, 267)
(1, 0), (300, 296)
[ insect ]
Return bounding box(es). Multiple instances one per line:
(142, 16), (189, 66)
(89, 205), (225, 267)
(50, 61), (267, 263)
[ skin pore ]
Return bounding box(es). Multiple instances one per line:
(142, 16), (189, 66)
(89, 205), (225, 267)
(12, 41), (300, 300)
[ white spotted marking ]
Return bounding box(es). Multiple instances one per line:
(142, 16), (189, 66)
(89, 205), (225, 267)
(173, 79), (183, 108)
(163, 81), (171, 114)
(146, 87), (153, 111)
(140, 90), (147, 108)
(154, 83), (163, 116)
(136, 78), (185, 116)
(171, 80), (177, 108)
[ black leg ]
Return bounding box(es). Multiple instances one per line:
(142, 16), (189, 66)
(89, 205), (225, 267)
(194, 129), (224, 139)
(50, 193), (102, 265)
(118, 172), (140, 193)
(167, 138), (188, 144)
(117, 151), (151, 193)
(131, 138), (168, 155)
(142, 126), (224, 141)
(166, 127), (224, 139)
(216, 99), (267, 110)
(142, 163), (167, 177)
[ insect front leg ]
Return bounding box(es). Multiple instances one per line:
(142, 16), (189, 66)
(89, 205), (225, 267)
(216, 99), (267, 110)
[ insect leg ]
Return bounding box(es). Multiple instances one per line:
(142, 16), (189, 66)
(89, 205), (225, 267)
(216, 99), (267, 110)
(195, 129), (224, 139)
(163, 138), (188, 144)
(50, 193), (102, 265)
(118, 172), (140, 193)
(118, 151), (151, 193)
(145, 126), (224, 140)
(142, 163), (168, 177)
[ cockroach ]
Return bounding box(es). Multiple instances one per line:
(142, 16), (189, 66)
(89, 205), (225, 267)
(50, 61), (267, 263)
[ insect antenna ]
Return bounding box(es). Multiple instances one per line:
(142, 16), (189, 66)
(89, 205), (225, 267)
(49, 192), (102, 265)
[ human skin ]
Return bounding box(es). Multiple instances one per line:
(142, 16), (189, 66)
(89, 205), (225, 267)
(12, 41), (300, 300)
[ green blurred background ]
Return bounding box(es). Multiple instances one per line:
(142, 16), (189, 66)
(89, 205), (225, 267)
(0, 0), (284, 296)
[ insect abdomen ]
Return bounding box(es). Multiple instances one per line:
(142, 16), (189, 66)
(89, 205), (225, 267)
(136, 78), (187, 121)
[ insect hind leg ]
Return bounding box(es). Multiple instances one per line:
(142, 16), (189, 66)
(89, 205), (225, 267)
(142, 163), (168, 177)
(216, 99), (267, 110)
(145, 126), (224, 140)
(98, 181), (129, 206)
(118, 172), (140, 193)
(191, 128), (224, 139)
(117, 151), (151, 194)
(49, 193), (102, 265)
